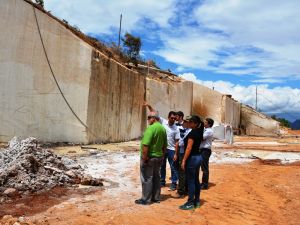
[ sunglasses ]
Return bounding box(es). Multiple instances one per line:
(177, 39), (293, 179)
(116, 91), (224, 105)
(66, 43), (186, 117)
(169, 117), (176, 120)
(147, 116), (154, 120)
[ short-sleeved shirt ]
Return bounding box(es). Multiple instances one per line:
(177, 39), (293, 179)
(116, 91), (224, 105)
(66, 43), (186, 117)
(160, 117), (180, 151)
(141, 121), (167, 157)
(184, 127), (203, 156)
(200, 127), (214, 149)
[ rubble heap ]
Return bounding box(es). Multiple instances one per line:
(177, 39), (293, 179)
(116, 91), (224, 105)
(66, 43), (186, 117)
(0, 137), (102, 197)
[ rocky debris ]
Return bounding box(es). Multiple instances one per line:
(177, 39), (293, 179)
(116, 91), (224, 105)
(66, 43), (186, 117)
(3, 188), (19, 198)
(0, 137), (103, 198)
(80, 174), (103, 186)
(0, 215), (35, 225)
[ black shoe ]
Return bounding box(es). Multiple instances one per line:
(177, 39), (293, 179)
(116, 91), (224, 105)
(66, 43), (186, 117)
(161, 183), (166, 187)
(151, 199), (160, 203)
(135, 199), (150, 205)
(194, 201), (201, 208)
(179, 203), (194, 210)
(169, 184), (177, 191)
(201, 184), (208, 190)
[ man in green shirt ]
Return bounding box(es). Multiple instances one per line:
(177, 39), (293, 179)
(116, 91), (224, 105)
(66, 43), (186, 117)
(135, 111), (167, 205)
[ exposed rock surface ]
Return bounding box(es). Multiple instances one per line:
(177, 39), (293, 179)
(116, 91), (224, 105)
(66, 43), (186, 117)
(0, 215), (35, 225)
(0, 137), (103, 198)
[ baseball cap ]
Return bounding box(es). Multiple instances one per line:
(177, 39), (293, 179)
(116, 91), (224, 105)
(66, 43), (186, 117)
(184, 115), (201, 125)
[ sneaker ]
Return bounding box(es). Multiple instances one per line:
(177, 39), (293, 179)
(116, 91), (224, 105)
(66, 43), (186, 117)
(201, 184), (208, 190)
(169, 184), (177, 191)
(135, 199), (150, 205)
(179, 203), (194, 210)
(194, 202), (200, 208)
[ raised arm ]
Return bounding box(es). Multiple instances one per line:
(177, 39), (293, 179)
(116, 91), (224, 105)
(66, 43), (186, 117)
(143, 101), (156, 113)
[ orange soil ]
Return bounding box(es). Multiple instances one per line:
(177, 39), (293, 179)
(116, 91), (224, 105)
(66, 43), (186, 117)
(1, 137), (299, 225)
(1, 163), (299, 225)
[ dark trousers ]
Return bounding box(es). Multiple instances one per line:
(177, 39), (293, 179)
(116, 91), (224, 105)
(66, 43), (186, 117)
(140, 157), (163, 203)
(186, 154), (203, 205)
(201, 148), (212, 187)
(160, 149), (178, 186)
(177, 153), (186, 194)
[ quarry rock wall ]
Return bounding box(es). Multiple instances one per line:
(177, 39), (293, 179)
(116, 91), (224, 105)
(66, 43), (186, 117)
(192, 83), (241, 129)
(0, 0), (92, 143)
(86, 52), (145, 143)
(0, 0), (145, 143)
(192, 83), (224, 124)
(146, 78), (193, 119)
(222, 96), (241, 129)
(241, 105), (280, 136)
(0, 0), (280, 143)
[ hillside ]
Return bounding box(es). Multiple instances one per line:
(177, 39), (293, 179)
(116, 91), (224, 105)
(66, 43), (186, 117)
(292, 119), (300, 130)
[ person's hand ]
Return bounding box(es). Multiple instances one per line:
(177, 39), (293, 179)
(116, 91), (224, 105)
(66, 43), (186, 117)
(173, 154), (178, 161)
(181, 160), (186, 170)
(143, 101), (149, 107)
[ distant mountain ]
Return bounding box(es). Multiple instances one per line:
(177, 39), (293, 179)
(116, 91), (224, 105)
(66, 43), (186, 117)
(267, 112), (300, 123)
(291, 120), (300, 130)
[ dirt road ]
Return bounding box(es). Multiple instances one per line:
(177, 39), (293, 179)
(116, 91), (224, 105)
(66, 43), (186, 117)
(1, 136), (299, 225)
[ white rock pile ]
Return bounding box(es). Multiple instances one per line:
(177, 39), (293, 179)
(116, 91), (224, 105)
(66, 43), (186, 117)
(0, 137), (102, 198)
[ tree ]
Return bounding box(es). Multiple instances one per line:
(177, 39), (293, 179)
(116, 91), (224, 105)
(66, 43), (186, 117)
(271, 115), (291, 128)
(122, 32), (141, 65)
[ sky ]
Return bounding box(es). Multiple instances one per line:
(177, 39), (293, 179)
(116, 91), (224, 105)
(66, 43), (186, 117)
(43, 0), (300, 122)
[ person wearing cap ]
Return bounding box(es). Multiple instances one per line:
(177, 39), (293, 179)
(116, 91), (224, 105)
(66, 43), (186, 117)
(200, 118), (214, 190)
(144, 102), (180, 191)
(135, 111), (167, 205)
(179, 115), (204, 210)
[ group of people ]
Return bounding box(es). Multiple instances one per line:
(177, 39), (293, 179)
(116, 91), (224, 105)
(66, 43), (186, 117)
(135, 102), (214, 210)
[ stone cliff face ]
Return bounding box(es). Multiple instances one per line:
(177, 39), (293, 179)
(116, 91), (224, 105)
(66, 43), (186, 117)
(0, 0), (280, 143)
(86, 51), (145, 143)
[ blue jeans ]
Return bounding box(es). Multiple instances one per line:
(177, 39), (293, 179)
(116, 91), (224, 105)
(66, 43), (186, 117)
(160, 149), (178, 186)
(186, 154), (203, 205)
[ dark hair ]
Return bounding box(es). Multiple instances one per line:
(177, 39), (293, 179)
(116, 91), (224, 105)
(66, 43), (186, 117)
(206, 118), (214, 127)
(189, 115), (201, 127)
(168, 111), (177, 118)
(176, 111), (184, 118)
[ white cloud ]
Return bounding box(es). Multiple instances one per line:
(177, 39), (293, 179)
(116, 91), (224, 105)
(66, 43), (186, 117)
(43, 0), (300, 82)
(252, 78), (283, 84)
(155, 27), (228, 68)
(44, 0), (175, 34)
(179, 73), (300, 114)
(156, 0), (300, 80)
